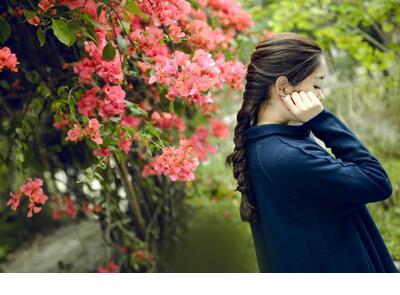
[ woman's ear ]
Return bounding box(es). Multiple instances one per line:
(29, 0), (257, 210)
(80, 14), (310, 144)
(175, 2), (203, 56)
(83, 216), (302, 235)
(275, 76), (294, 97)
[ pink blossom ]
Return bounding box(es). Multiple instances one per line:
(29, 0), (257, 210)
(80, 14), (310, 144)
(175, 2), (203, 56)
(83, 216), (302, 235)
(168, 24), (185, 43)
(137, 0), (191, 26)
(97, 260), (118, 273)
(93, 147), (112, 159)
(73, 57), (96, 85)
(210, 118), (229, 139)
(0, 47), (19, 72)
(51, 195), (77, 220)
(188, 125), (217, 161)
(148, 49), (221, 103)
(118, 132), (132, 154)
(121, 115), (141, 129)
(65, 124), (84, 142)
(7, 192), (23, 211)
(130, 26), (165, 58)
(77, 87), (99, 117)
(98, 84), (126, 121)
(150, 111), (186, 132)
(74, 36), (123, 85)
(85, 118), (103, 145)
(65, 119), (103, 145)
(53, 114), (69, 130)
(197, 0), (253, 31)
(60, 0), (85, 9)
(142, 138), (199, 181)
(7, 178), (49, 218)
(38, 0), (55, 11)
(97, 50), (124, 84)
(215, 54), (245, 90)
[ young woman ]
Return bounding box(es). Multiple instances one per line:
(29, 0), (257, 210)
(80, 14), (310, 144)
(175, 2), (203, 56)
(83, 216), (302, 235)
(226, 32), (398, 273)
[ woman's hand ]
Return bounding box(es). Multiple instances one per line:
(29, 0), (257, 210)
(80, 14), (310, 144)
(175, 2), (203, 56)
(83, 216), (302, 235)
(281, 90), (325, 123)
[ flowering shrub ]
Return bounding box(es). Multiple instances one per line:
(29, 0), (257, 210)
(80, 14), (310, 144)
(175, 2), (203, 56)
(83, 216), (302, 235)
(0, 0), (254, 272)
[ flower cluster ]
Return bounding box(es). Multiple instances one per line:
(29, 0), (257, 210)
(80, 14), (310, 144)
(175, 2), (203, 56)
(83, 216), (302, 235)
(7, 178), (49, 218)
(148, 49), (222, 102)
(0, 47), (19, 72)
(197, 0), (254, 31)
(137, 0), (191, 26)
(74, 40), (123, 85)
(65, 118), (103, 145)
(142, 138), (200, 181)
(150, 111), (186, 132)
(215, 54), (245, 90)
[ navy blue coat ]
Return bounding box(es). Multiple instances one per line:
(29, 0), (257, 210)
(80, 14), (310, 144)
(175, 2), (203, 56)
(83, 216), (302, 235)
(245, 107), (398, 272)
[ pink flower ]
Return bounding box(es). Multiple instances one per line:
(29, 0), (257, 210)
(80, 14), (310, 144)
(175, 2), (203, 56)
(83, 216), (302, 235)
(65, 119), (103, 145)
(97, 260), (118, 273)
(98, 85), (126, 121)
(51, 195), (77, 220)
(118, 132), (132, 154)
(60, 0), (85, 9)
(142, 138), (199, 181)
(53, 114), (69, 130)
(120, 115), (141, 129)
(97, 50), (124, 84)
(150, 111), (186, 132)
(215, 54), (245, 90)
(73, 57), (96, 85)
(7, 192), (23, 211)
(0, 47), (19, 72)
(130, 26), (165, 58)
(188, 125), (217, 161)
(84, 118), (103, 145)
(65, 124), (84, 142)
(197, 0), (253, 31)
(38, 0), (55, 11)
(137, 0), (191, 26)
(168, 24), (185, 43)
(210, 118), (229, 139)
(77, 87), (99, 117)
(148, 49), (221, 103)
(93, 147), (112, 159)
(7, 178), (49, 218)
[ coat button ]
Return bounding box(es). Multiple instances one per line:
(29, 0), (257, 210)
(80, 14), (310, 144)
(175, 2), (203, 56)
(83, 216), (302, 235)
(257, 145), (261, 148)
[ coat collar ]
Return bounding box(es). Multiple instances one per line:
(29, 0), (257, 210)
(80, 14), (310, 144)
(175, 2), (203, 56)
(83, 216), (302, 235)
(245, 122), (310, 140)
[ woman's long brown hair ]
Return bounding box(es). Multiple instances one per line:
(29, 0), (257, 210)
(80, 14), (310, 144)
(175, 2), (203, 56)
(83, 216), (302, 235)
(225, 32), (323, 223)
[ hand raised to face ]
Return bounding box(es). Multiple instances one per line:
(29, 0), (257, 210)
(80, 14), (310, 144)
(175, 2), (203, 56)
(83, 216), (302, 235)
(280, 91), (324, 123)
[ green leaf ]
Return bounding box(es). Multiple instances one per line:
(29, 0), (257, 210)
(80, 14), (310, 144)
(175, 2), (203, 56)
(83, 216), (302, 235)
(102, 42), (116, 60)
(0, 16), (11, 44)
(0, 80), (10, 90)
(126, 0), (147, 18)
(23, 10), (36, 20)
(52, 19), (77, 47)
(82, 13), (103, 29)
(37, 28), (46, 46)
(117, 35), (128, 53)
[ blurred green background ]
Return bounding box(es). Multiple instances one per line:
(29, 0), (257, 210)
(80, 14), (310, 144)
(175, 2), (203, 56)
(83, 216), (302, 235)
(1, 0), (399, 272)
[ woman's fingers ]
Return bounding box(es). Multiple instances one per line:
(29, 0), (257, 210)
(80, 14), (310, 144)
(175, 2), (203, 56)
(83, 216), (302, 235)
(281, 94), (298, 116)
(298, 91), (309, 103)
(290, 91), (303, 106)
(305, 91), (320, 104)
(280, 90), (324, 122)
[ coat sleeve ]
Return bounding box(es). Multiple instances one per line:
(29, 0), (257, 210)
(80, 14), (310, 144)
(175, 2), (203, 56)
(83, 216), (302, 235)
(258, 107), (393, 212)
